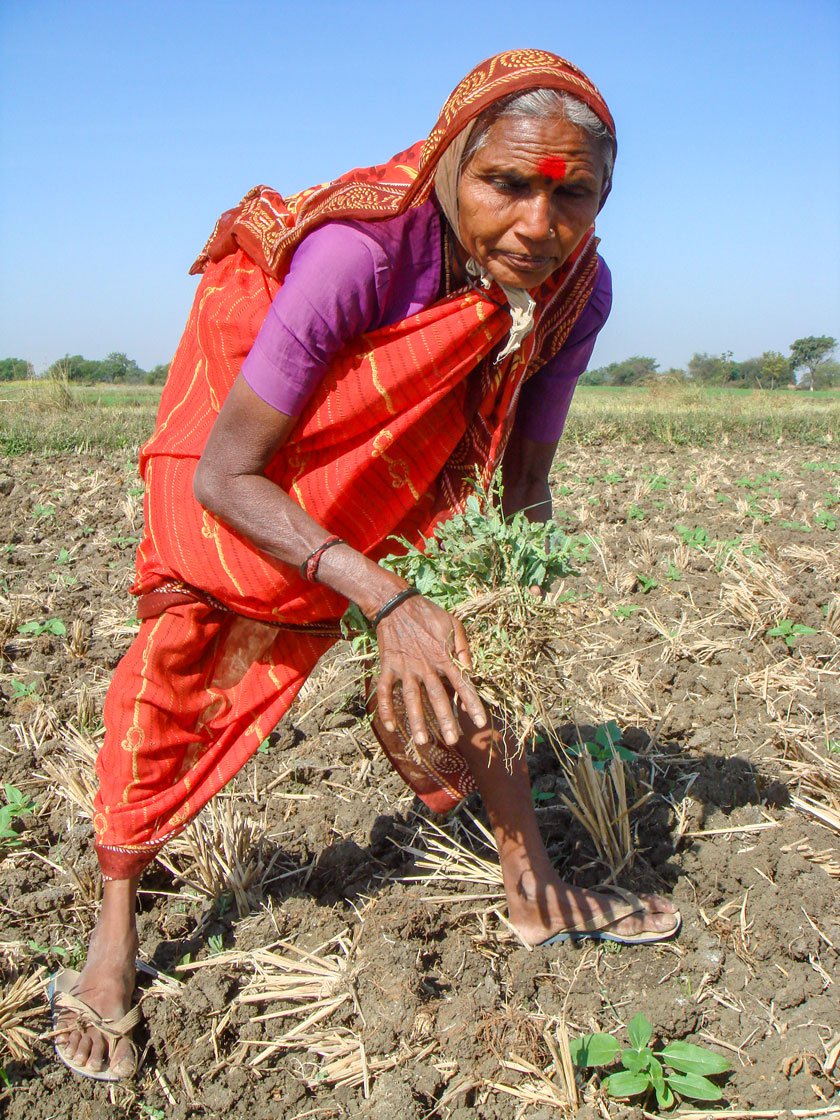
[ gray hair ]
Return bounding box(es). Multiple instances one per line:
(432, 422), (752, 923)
(461, 88), (615, 183)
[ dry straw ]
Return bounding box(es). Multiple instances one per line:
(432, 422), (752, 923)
(1, 966), (45, 1064)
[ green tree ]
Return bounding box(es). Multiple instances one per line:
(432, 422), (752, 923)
(145, 362), (170, 385)
(99, 352), (145, 383)
(686, 351), (738, 385)
(47, 354), (102, 382)
(790, 336), (837, 391)
(0, 357), (34, 381)
(584, 356), (659, 386)
(757, 350), (794, 389)
(811, 359), (840, 390)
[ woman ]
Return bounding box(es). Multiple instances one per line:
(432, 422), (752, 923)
(52, 48), (679, 1082)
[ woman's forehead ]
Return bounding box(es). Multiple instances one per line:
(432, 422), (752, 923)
(475, 114), (604, 172)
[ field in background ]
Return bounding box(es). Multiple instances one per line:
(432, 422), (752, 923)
(1, 380), (837, 455)
(0, 384), (838, 1119)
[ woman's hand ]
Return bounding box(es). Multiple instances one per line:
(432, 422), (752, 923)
(374, 595), (487, 747)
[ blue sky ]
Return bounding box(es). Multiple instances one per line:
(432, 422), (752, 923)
(1, 0), (838, 374)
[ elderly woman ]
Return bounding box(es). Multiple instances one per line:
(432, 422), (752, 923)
(52, 49), (679, 1081)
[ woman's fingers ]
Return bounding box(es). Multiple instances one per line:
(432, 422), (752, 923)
(375, 670), (398, 733)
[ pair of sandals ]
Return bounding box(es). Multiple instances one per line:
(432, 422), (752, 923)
(47, 887), (679, 1082)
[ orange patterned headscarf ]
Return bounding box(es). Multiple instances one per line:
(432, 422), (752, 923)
(190, 48), (615, 281)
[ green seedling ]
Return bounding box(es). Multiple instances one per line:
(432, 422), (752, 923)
(766, 619), (818, 649)
(9, 679), (37, 700)
(614, 604), (641, 620)
(665, 564), (682, 582)
(815, 510), (837, 531)
(645, 473), (670, 491)
(571, 1012), (731, 1110)
(32, 503), (55, 520)
(257, 738), (271, 754)
(140, 1106), (166, 1120)
(627, 504), (646, 521)
(56, 548), (74, 565)
(567, 720), (636, 771)
(532, 790), (554, 805)
(207, 933), (225, 955)
(635, 574), (658, 594)
(0, 784), (36, 848)
(603, 471), (624, 484)
(17, 617), (66, 637)
(675, 524), (711, 549)
(778, 519), (811, 533)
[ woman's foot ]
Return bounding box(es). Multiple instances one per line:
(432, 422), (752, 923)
(508, 874), (679, 946)
(54, 880), (140, 1079)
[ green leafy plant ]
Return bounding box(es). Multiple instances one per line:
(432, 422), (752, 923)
(627, 503), (646, 521)
(635, 573), (658, 594)
(614, 604), (641, 620)
(9, 679), (37, 700)
(778, 519), (811, 533)
(675, 524), (711, 549)
(31, 503), (55, 520)
(766, 619), (818, 649)
(207, 934), (225, 955)
(17, 617), (66, 637)
(815, 509), (837, 531)
(571, 1012), (731, 1110)
(0, 784), (36, 848)
(566, 720), (636, 771)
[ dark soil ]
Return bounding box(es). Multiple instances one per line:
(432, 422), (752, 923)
(0, 445), (838, 1119)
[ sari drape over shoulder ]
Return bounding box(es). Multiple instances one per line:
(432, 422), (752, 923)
(93, 49), (614, 878)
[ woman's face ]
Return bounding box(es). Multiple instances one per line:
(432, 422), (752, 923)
(457, 114), (606, 290)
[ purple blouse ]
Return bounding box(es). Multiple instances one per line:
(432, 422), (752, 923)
(242, 197), (611, 443)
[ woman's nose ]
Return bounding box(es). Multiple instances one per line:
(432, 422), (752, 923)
(516, 194), (554, 242)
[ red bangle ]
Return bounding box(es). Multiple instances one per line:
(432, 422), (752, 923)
(300, 536), (344, 582)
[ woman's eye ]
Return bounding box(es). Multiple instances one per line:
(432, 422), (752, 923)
(492, 178), (528, 194)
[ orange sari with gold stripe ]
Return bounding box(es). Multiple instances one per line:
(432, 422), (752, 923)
(92, 48), (612, 877)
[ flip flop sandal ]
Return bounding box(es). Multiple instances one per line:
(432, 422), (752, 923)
(540, 885), (682, 946)
(47, 968), (140, 1082)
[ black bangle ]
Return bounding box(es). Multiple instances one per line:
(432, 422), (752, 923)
(371, 587), (421, 628)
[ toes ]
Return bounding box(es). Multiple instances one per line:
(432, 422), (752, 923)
(57, 1027), (82, 1061)
(85, 1030), (109, 1073)
(73, 1033), (93, 1070)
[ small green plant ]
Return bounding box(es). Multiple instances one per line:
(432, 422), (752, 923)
(9, 679), (37, 700)
(614, 604), (641, 620)
(815, 509), (837, 531)
(570, 1012), (731, 1110)
(207, 933), (225, 955)
(0, 784), (36, 848)
(766, 619), (818, 649)
(627, 503), (646, 521)
(635, 573), (658, 594)
(17, 617), (66, 637)
(56, 547), (74, 565)
(140, 1105), (166, 1120)
(567, 720), (636, 771)
(31, 503), (55, 520)
(778, 519), (811, 533)
(675, 524), (711, 549)
(665, 563), (682, 582)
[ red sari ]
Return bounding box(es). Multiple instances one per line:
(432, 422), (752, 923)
(93, 49), (614, 878)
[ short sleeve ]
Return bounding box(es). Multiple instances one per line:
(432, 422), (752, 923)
(241, 223), (389, 415)
(514, 257), (613, 442)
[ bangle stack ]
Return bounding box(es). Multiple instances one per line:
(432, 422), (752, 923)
(300, 536), (345, 583)
(371, 587), (421, 628)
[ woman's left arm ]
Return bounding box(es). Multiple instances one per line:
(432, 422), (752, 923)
(500, 426), (559, 523)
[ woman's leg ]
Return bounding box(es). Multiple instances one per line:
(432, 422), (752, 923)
(53, 877), (140, 1077)
(56, 605), (332, 1078)
(454, 717), (678, 944)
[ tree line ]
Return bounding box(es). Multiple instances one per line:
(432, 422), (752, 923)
(2, 335), (837, 390)
(580, 336), (839, 390)
(0, 353), (170, 385)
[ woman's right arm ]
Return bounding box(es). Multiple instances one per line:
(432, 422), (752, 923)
(193, 374), (487, 746)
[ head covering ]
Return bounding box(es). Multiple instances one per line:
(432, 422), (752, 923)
(192, 48), (616, 363)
